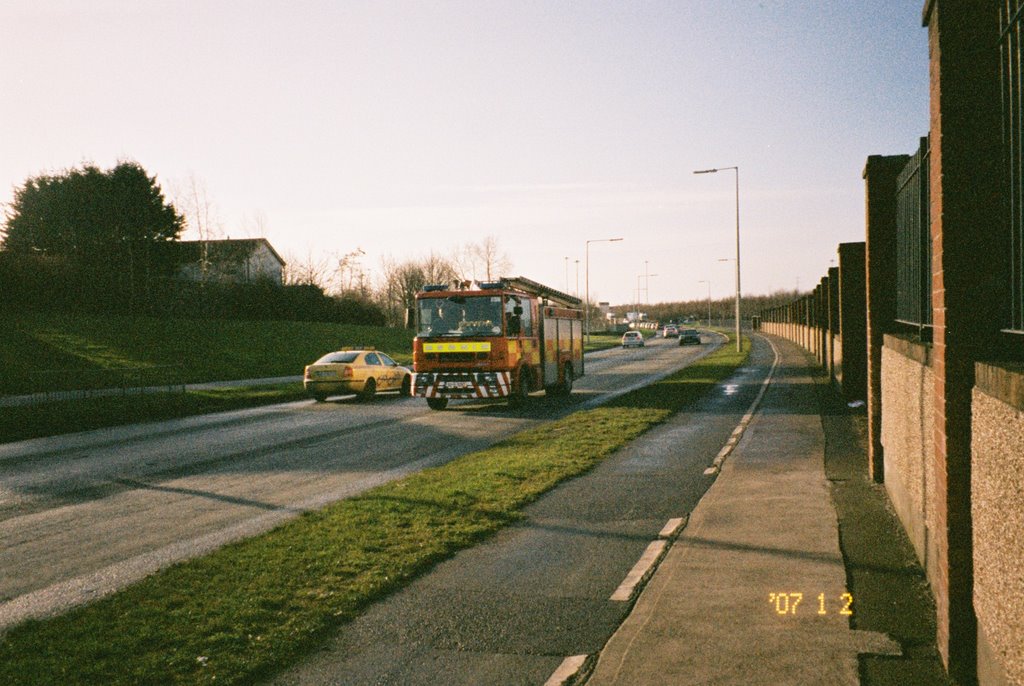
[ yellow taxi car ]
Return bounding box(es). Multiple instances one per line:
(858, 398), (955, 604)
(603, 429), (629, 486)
(303, 348), (411, 402)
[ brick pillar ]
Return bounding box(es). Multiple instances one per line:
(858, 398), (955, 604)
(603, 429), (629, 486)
(817, 277), (828, 367)
(838, 242), (867, 402)
(827, 267), (839, 382)
(863, 154), (908, 483)
(925, 1), (1004, 681)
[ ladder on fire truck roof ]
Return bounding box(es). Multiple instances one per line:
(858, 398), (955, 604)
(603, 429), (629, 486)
(499, 276), (582, 309)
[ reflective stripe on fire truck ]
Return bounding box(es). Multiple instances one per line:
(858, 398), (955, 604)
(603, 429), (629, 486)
(417, 371), (510, 399)
(423, 341), (492, 353)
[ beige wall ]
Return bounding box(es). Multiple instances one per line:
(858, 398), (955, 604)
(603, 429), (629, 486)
(972, 372), (1024, 686)
(880, 341), (935, 576)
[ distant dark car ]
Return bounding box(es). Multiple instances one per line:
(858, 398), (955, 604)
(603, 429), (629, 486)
(678, 329), (702, 346)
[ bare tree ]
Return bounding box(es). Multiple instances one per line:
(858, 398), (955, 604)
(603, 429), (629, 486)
(283, 249), (332, 289)
(239, 209), (269, 238)
(171, 174), (222, 282)
(376, 253), (460, 326)
(462, 235), (512, 281)
(333, 247), (367, 296)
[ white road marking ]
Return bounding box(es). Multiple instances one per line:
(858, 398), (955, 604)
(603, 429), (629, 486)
(610, 540), (668, 602)
(703, 334), (781, 476)
(544, 654), (588, 686)
(658, 517), (685, 539)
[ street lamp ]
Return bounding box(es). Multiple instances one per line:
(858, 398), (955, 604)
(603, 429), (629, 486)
(585, 237), (623, 343)
(646, 272), (658, 305)
(698, 279), (711, 328)
(694, 166), (741, 351)
(635, 273), (657, 325)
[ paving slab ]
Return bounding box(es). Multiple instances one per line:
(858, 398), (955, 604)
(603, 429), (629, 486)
(587, 335), (900, 686)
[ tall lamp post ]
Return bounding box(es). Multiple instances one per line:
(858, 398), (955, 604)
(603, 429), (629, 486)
(698, 279), (711, 328)
(635, 273), (657, 325)
(694, 166), (741, 352)
(585, 237), (623, 343)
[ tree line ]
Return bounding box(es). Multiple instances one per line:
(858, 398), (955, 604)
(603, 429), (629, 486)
(0, 161), (512, 326)
(615, 291), (809, 325)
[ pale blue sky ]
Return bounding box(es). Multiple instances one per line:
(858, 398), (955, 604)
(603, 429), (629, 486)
(0, 1), (928, 305)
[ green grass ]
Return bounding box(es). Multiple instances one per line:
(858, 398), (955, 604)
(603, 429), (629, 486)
(0, 335), (749, 686)
(581, 331), (634, 354)
(0, 384), (307, 444)
(0, 313), (415, 395)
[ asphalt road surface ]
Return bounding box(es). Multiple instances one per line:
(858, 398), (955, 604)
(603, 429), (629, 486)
(0, 335), (717, 630)
(268, 335), (776, 685)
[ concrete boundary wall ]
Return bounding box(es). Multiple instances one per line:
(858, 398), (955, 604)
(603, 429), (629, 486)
(762, 6), (1022, 682)
(880, 336), (936, 580)
(759, 243), (865, 403)
(971, 362), (1024, 686)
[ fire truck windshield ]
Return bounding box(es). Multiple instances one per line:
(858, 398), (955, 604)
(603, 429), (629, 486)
(418, 295), (504, 337)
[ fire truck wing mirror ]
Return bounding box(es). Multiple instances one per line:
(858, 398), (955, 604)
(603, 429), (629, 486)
(513, 306), (523, 315)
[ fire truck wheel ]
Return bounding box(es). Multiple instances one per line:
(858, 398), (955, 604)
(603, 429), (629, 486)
(401, 375), (412, 397)
(360, 377), (376, 401)
(427, 397), (448, 411)
(509, 369), (530, 408)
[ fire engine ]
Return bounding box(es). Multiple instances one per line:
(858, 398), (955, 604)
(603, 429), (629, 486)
(412, 276), (584, 410)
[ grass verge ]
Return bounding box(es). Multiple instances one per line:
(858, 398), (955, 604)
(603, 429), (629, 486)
(0, 384), (307, 444)
(0, 336), (749, 686)
(0, 313), (415, 395)
(583, 330), (637, 353)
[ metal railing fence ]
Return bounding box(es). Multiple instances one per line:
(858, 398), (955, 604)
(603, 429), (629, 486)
(1001, 0), (1024, 332)
(895, 136), (932, 331)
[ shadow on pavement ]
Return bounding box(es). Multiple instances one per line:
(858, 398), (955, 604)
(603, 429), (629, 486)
(812, 352), (953, 686)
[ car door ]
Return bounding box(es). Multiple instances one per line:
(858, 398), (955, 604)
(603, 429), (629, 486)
(363, 352), (384, 387)
(377, 352), (401, 390)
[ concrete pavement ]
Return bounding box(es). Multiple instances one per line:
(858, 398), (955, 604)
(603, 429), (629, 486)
(586, 334), (902, 685)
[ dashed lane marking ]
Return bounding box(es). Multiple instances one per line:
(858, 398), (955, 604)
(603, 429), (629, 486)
(544, 654), (588, 686)
(703, 334), (781, 476)
(610, 540), (668, 602)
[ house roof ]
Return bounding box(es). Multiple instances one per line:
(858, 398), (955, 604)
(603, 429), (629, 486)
(176, 238), (286, 266)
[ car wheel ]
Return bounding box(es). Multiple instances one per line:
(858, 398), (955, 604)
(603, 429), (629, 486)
(401, 375), (412, 397)
(427, 397), (448, 411)
(312, 394), (327, 403)
(360, 377), (376, 401)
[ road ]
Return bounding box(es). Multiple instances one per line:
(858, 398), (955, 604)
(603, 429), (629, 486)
(268, 334), (776, 685)
(0, 336), (716, 630)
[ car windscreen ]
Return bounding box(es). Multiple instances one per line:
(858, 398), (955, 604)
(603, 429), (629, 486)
(417, 295), (504, 337)
(314, 352), (359, 364)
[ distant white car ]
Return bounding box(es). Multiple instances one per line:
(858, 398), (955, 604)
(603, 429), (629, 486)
(622, 331), (645, 348)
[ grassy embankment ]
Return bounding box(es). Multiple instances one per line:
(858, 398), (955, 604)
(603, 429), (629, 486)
(0, 313), (416, 442)
(0, 314), (627, 442)
(0, 333), (750, 686)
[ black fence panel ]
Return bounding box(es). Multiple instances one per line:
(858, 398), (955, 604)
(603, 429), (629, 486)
(1001, 0), (1024, 332)
(895, 136), (932, 330)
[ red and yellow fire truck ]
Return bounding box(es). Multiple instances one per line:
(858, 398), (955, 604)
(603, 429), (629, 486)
(412, 276), (584, 410)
